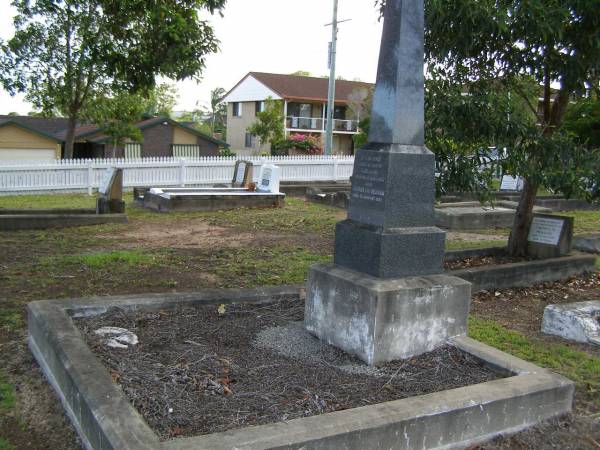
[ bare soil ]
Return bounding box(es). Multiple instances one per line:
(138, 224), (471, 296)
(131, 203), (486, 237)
(74, 298), (502, 440)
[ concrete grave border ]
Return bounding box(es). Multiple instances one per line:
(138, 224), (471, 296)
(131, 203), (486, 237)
(446, 247), (597, 292)
(0, 209), (127, 230)
(29, 286), (574, 450)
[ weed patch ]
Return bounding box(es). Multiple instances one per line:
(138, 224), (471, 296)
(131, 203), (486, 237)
(41, 250), (160, 270)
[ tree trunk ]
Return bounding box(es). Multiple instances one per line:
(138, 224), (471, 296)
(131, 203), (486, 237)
(64, 116), (77, 160)
(112, 139), (117, 158)
(507, 177), (538, 256)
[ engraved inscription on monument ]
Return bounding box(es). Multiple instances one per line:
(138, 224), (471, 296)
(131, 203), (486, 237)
(351, 153), (386, 204)
(528, 217), (564, 245)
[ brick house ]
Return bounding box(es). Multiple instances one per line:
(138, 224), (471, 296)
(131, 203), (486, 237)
(0, 115), (228, 161)
(223, 72), (374, 155)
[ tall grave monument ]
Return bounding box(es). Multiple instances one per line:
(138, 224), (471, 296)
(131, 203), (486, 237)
(305, 0), (471, 365)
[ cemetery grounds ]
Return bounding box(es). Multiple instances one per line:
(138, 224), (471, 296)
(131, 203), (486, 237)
(0, 194), (599, 449)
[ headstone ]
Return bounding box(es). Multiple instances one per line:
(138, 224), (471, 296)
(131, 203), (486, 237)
(232, 160), (253, 188)
(527, 213), (573, 258)
(96, 168), (125, 214)
(256, 164), (281, 194)
(304, 0), (471, 365)
(500, 175), (524, 191)
(542, 300), (600, 345)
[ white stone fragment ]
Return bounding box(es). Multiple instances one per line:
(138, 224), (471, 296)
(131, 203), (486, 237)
(95, 326), (139, 348)
(541, 301), (600, 345)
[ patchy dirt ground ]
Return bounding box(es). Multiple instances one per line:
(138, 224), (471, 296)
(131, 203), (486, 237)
(0, 196), (598, 449)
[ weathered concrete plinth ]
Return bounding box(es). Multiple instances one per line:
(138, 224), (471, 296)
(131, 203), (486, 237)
(305, 263), (471, 365)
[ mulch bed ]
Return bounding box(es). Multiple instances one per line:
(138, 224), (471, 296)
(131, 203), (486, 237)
(74, 299), (503, 440)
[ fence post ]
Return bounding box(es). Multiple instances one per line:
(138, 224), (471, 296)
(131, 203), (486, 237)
(179, 158), (186, 187)
(333, 155), (339, 181)
(87, 160), (94, 196)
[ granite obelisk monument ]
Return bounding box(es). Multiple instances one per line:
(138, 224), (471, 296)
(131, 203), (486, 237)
(305, 0), (471, 365)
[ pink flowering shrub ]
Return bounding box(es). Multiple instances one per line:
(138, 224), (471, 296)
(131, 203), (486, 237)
(272, 133), (322, 155)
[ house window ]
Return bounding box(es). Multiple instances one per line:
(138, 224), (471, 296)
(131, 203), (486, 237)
(244, 133), (253, 148)
(232, 102), (242, 117)
(124, 143), (141, 159)
(255, 101), (266, 114)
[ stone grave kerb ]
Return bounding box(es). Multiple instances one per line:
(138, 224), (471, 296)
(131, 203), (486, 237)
(305, 0), (470, 365)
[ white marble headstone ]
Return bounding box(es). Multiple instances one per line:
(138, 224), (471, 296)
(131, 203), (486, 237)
(528, 216), (564, 246)
(257, 164), (281, 193)
(500, 175), (523, 191)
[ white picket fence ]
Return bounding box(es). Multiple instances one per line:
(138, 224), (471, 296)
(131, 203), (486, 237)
(0, 156), (355, 195)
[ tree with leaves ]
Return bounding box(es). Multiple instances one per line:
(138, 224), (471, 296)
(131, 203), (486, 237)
(84, 91), (145, 157)
(247, 98), (284, 150)
(210, 87), (227, 134)
(0, 0), (226, 159)
(375, 0), (600, 256)
(142, 83), (179, 119)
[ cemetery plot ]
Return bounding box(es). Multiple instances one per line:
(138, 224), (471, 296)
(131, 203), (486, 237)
(74, 298), (502, 439)
(142, 163), (285, 213)
(0, 167), (127, 230)
(29, 288), (573, 450)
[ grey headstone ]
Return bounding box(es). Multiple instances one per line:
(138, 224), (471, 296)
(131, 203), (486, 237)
(527, 213), (573, 258)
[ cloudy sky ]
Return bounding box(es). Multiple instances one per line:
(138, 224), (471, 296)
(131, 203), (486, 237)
(0, 0), (383, 115)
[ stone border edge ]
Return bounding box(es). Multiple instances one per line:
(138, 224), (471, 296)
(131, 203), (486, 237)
(28, 285), (574, 450)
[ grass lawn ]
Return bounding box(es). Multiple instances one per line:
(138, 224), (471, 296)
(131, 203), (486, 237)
(0, 192), (598, 449)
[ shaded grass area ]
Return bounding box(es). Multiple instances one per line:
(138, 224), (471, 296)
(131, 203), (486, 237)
(469, 317), (600, 407)
(0, 193), (96, 210)
(0, 372), (17, 450)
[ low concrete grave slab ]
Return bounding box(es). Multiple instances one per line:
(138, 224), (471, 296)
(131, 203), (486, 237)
(542, 300), (600, 345)
(0, 210), (127, 230)
(435, 201), (552, 230)
(143, 164), (285, 213)
(574, 233), (600, 254)
(29, 287), (573, 450)
(445, 248), (596, 293)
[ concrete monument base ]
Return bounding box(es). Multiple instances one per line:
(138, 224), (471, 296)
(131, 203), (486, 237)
(305, 263), (471, 365)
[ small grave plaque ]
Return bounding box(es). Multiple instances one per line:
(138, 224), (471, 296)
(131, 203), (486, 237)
(527, 213), (573, 258)
(500, 175), (523, 191)
(257, 164), (281, 193)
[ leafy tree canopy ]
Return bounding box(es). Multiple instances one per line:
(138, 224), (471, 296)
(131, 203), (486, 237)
(0, 0), (226, 158)
(247, 98), (284, 148)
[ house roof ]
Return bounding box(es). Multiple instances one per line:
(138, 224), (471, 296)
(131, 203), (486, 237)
(88, 116), (229, 147)
(227, 72), (374, 104)
(0, 117), (64, 143)
(0, 114), (228, 147)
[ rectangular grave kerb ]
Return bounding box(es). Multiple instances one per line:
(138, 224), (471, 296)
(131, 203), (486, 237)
(28, 288), (574, 450)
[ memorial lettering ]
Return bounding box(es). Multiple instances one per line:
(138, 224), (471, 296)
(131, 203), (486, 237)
(528, 217), (564, 245)
(351, 154), (385, 204)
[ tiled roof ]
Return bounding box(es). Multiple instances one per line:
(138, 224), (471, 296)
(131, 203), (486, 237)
(247, 72), (374, 103)
(0, 115), (72, 137)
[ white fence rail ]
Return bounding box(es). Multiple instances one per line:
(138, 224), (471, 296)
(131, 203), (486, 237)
(0, 156), (355, 195)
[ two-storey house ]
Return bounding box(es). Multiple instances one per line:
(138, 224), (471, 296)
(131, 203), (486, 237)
(223, 72), (373, 155)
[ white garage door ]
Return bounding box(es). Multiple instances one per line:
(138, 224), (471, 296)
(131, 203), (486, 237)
(0, 148), (56, 162)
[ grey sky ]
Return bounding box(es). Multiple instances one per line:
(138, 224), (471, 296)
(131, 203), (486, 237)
(0, 0), (383, 115)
